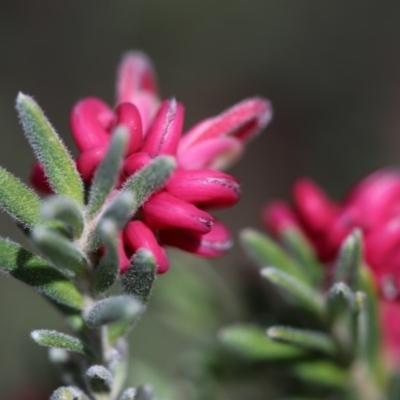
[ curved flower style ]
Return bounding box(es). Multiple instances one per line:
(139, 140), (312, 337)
(263, 169), (400, 365)
(31, 51), (272, 274)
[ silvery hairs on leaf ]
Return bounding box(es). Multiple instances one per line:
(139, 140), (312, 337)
(0, 166), (41, 228)
(31, 329), (85, 354)
(16, 93), (84, 205)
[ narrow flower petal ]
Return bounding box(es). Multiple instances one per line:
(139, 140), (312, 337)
(166, 169), (240, 209)
(112, 103), (143, 154)
(70, 98), (113, 151)
(143, 192), (214, 233)
(123, 220), (169, 273)
(30, 162), (52, 194)
(141, 99), (184, 157)
(345, 169), (400, 228)
(76, 147), (107, 182)
(178, 136), (243, 170)
(116, 51), (158, 104)
(293, 178), (338, 234)
(179, 97), (272, 152)
(160, 221), (232, 257)
(122, 152), (152, 179)
(262, 200), (300, 236)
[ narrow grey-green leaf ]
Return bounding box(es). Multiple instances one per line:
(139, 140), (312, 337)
(32, 226), (88, 276)
(85, 365), (112, 394)
(240, 229), (308, 283)
(50, 386), (89, 400)
(355, 291), (369, 361)
(87, 126), (129, 217)
(389, 370), (400, 400)
(292, 361), (348, 389)
(31, 329), (85, 354)
(86, 295), (143, 327)
(0, 166), (41, 228)
(16, 93), (84, 205)
(93, 220), (119, 294)
(120, 388), (137, 400)
(334, 229), (362, 289)
(99, 191), (136, 229)
(134, 385), (154, 400)
(267, 326), (335, 355)
(326, 282), (356, 320)
(41, 195), (84, 236)
(0, 237), (83, 310)
(219, 324), (305, 360)
(282, 228), (322, 286)
(261, 267), (324, 316)
(122, 155), (176, 212)
(122, 249), (157, 302)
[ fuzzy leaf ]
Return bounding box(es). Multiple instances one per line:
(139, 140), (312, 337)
(282, 228), (322, 286)
(219, 324), (305, 360)
(50, 386), (89, 400)
(240, 229), (308, 283)
(0, 166), (41, 228)
(267, 326), (335, 355)
(87, 126), (129, 217)
(334, 229), (362, 289)
(98, 191), (136, 229)
(122, 155), (176, 212)
(41, 195), (84, 236)
(261, 267), (324, 316)
(85, 365), (112, 394)
(122, 249), (157, 302)
(31, 329), (85, 354)
(292, 361), (348, 389)
(355, 291), (369, 361)
(16, 93), (84, 205)
(120, 388), (137, 400)
(85, 295), (143, 327)
(93, 220), (119, 294)
(326, 282), (356, 321)
(134, 385), (154, 400)
(32, 226), (88, 276)
(0, 237), (83, 310)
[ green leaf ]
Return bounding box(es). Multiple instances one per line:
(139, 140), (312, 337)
(87, 126), (129, 217)
(389, 370), (400, 400)
(50, 386), (89, 400)
(267, 326), (335, 355)
(93, 220), (119, 294)
(282, 228), (322, 286)
(0, 166), (41, 228)
(326, 282), (356, 321)
(85, 365), (112, 394)
(261, 267), (324, 316)
(219, 324), (305, 360)
(133, 385), (154, 400)
(355, 291), (370, 362)
(0, 237), (83, 310)
(292, 361), (348, 389)
(41, 195), (84, 236)
(85, 295), (143, 327)
(240, 229), (308, 283)
(16, 93), (84, 205)
(122, 155), (176, 212)
(334, 229), (362, 289)
(122, 249), (157, 302)
(98, 191), (136, 229)
(31, 329), (85, 354)
(32, 226), (88, 276)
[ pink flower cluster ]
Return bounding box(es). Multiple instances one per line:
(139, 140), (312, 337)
(31, 52), (272, 274)
(263, 169), (400, 365)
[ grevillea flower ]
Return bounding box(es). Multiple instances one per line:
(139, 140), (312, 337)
(31, 51), (272, 274)
(263, 169), (400, 366)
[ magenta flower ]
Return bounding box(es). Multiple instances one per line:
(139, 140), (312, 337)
(263, 169), (400, 366)
(31, 51), (272, 274)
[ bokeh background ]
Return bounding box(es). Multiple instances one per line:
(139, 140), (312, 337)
(1, 1), (400, 398)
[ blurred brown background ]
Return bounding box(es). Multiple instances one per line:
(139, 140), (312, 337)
(0, 0), (400, 397)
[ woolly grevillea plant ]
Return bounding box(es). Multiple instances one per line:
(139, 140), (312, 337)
(0, 51), (270, 399)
